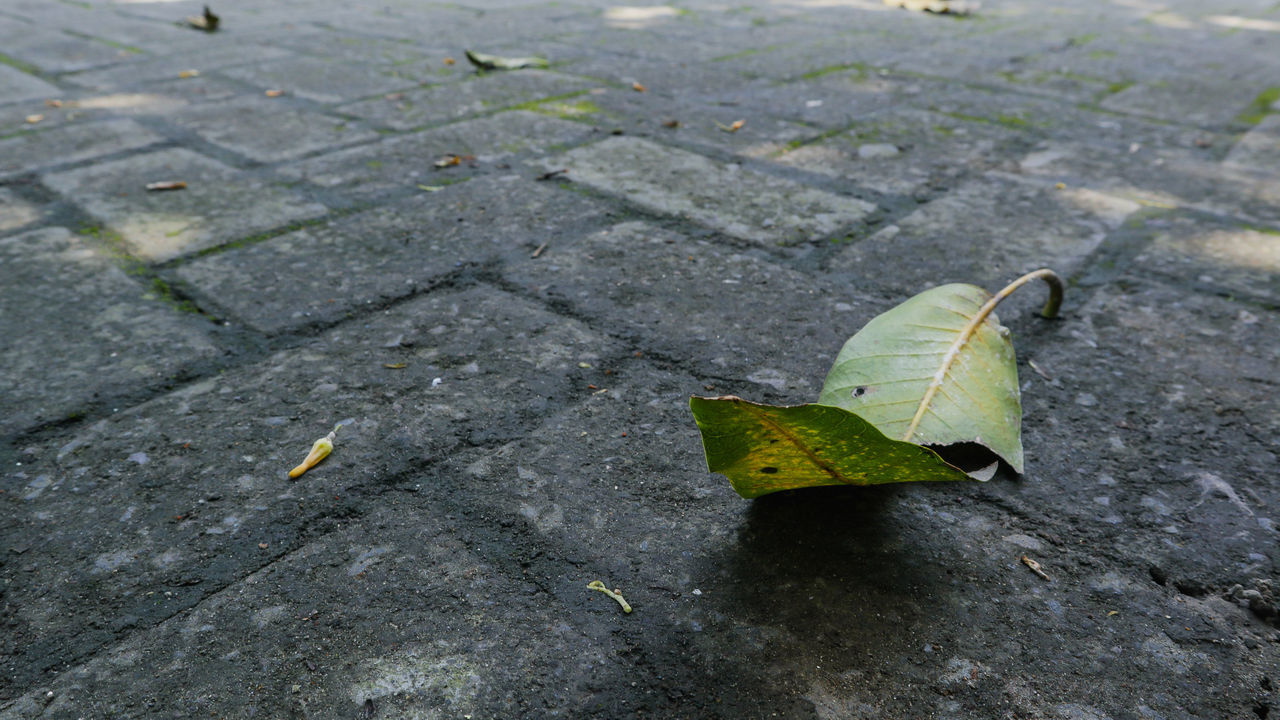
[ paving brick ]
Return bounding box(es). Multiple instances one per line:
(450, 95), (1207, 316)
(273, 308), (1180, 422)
(1225, 113), (1280, 173)
(0, 227), (218, 437)
(176, 175), (617, 334)
(0, 188), (43, 235)
(827, 174), (1139, 295)
(0, 63), (60, 105)
(279, 110), (595, 203)
(171, 96), (378, 162)
(0, 285), (620, 702)
(220, 55), (416, 104)
(0, 18), (130, 73)
(43, 148), (328, 262)
(337, 70), (594, 130)
(543, 136), (877, 245)
(1135, 214), (1280, 304)
(1101, 79), (1270, 128)
(502, 221), (884, 393)
(63, 43), (290, 90)
(0, 118), (164, 178)
(775, 108), (1021, 196)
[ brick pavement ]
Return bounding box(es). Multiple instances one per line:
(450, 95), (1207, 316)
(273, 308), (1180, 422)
(1, 0), (1277, 717)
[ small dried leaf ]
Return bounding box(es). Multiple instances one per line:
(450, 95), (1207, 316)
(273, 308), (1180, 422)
(443, 57), (456, 65)
(178, 69), (200, 79)
(383, 363), (407, 369)
(44, 99), (63, 108)
(145, 181), (188, 191)
(24, 114), (43, 124)
(717, 119), (745, 133)
(433, 154), (462, 168)
(264, 89), (284, 97)
(417, 184), (444, 192)
(661, 119), (681, 128)
(465, 49), (549, 71)
(632, 81), (647, 92)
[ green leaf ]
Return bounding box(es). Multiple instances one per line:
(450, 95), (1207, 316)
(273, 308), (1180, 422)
(464, 50), (549, 71)
(689, 270), (1062, 498)
(818, 283), (1025, 472)
(689, 396), (970, 499)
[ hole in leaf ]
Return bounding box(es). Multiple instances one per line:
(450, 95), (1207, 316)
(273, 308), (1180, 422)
(851, 386), (867, 398)
(759, 466), (779, 474)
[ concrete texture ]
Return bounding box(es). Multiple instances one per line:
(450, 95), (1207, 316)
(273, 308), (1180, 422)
(1, 0), (1277, 718)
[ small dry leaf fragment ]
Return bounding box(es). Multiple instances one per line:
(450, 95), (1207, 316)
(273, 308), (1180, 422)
(587, 580), (632, 613)
(531, 242), (548, 258)
(178, 69), (200, 79)
(1021, 555), (1051, 581)
(1028, 359), (1052, 380)
(443, 57), (456, 65)
(258, 542), (269, 549)
(717, 119), (745, 133)
(1054, 182), (1066, 190)
(464, 49), (549, 71)
(632, 81), (647, 92)
(661, 119), (681, 128)
(24, 114), (43, 124)
(383, 362), (407, 369)
(289, 428), (336, 479)
(145, 181), (187, 191)
(186, 5), (220, 31)
(45, 99), (63, 108)
(264, 89), (285, 97)
(417, 184), (444, 192)
(433, 154), (462, 168)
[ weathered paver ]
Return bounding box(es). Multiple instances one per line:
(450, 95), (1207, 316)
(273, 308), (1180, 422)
(176, 176), (616, 334)
(337, 70), (593, 130)
(826, 173), (1140, 294)
(278, 110), (596, 203)
(0, 63), (59, 105)
(0, 227), (218, 438)
(220, 55), (415, 104)
(170, 96), (378, 162)
(42, 148), (328, 262)
(0, 118), (164, 178)
(2, 1), (1279, 718)
(545, 136), (877, 245)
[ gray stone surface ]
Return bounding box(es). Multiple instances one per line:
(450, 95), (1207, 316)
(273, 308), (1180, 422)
(279, 110), (596, 203)
(176, 176), (617, 334)
(0, 227), (218, 437)
(547, 136), (877, 245)
(170, 96), (378, 162)
(0, 63), (59, 105)
(0, 118), (164, 178)
(43, 148), (328, 262)
(220, 56), (415, 104)
(2, 1), (1278, 718)
(338, 70), (594, 130)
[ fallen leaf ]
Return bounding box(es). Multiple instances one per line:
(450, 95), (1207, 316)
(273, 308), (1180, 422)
(417, 184), (445, 192)
(661, 119), (681, 128)
(383, 363), (407, 369)
(464, 49), (549, 71)
(264, 89), (285, 97)
(185, 5), (220, 31)
(632, 81), (647, 92)
(178, 69), (200, 79)
(443, 57), (456, 65)
(690, 270), (1063, 498)
(717, 119), (745, 133)
(433, 154), (462, 168)
(883, 0), (977, 14)
(145, 181), (188, 191)
(24, 114), (43, 124)
(44, 99), (63, 108)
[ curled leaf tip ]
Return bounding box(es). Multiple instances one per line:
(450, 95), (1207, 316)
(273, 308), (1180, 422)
(289, 428), (337, 479)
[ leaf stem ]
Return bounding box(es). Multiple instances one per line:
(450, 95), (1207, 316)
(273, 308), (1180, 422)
(902, 269), (1062, 443)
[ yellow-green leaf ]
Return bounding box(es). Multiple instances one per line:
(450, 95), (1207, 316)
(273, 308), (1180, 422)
(689, 396), (970, 499)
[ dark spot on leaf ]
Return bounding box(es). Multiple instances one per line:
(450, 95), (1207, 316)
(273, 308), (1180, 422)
(759, 466), (779, 474)
(851, 386), (867, 398)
